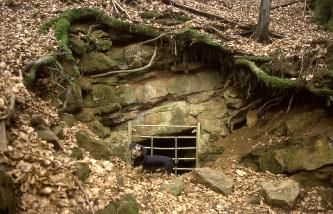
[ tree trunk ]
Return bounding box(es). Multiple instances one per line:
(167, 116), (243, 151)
(253, 0), (271, 43)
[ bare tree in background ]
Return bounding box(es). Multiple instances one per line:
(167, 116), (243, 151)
(253, 0), (271, 43)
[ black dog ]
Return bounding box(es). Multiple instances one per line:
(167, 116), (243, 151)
(129, 143), (175, 175)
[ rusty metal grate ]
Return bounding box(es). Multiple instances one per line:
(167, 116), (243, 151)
(128, 122), (200, 175)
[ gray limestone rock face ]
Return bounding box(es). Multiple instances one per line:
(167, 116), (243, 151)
(194, 167), (233, 195)
(261, 179), (300, 209)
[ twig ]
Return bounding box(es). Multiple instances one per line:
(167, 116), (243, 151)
(162, 0), (253, 30)
(74, 177), (95, 214)
(92, 46), (158, 78)
(113, 0), (131, 19)
(286, 93), (295, 115)
(271, 0), (302, 10)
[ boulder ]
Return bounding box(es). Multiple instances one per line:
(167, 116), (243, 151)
(75, 131), (111, 160)
(159, 178), (184, 196)
(74, 162), (90, 182)
(0, 170), (16, 214)
(242, 134), (333, 174)
(194, 168), (233, 195)
(261, 179), (300, 209)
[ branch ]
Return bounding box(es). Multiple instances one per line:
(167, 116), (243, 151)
(271, 0), (302, 10)
(74, 177), (95, 214)
(92, 46), (158, 78)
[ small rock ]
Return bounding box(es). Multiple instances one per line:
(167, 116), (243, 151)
(116, 173), (125, 187)
(246, 196), (261, 205)
(236, 169), (247, 177)
(261, 179), (300, 209)
(194, 168), (233, 195)
(102, 161), (114, 171)
(159, 178), (184, 196)
(74, 162), (91, 182)
(41, 187), (53, 195)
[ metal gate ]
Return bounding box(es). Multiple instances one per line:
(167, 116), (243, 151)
(128, 122), (200, 175)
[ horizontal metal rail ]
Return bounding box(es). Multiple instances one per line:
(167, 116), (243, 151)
(172, 157), (196, 160)
(144, 146), (196, 150)
(172, 168), (195, 170)
(133, 135), (196, 139)
(132, 124), (197, 128)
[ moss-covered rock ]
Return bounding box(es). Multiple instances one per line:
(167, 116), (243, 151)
(68, 35), (89, 55)
(96, 203), (117, 214)
(75, 131), (111, 160)
(160, 178), (184, 196)
(90, 30), (112, 51)
(70, 147), (84, 160)
(83, 84), (119, 108)
(140, 10), (159, 19)
(116, 194), (139, 214)
(63, 81), (83, 113)
(0, 170), (16, 214)
(80, 52), (116, 75)
(74, 162), (90, 182)
(60, 113), (77, 127)
(87, 120), (110, 138)
(75, 108), (96, 122)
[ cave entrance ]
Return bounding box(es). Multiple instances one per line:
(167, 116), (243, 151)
(128, 122), (200, 175)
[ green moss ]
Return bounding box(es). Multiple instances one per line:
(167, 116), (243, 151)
(314, 0), (333, 31)
(68, 36), (88, 55)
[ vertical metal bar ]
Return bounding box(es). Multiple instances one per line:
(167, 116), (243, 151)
(196, 122), (200, 168)
(128, 121), (132, 144)
(150, 136), (154, 156)
(175, 137), (178, 176)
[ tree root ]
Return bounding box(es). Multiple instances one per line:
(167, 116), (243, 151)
(234, 58), (333, 97)
(23, 56), (55, 87)
(92, 46), (157, 78)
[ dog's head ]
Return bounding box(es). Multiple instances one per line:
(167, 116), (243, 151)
(129, 143), (147, 159)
